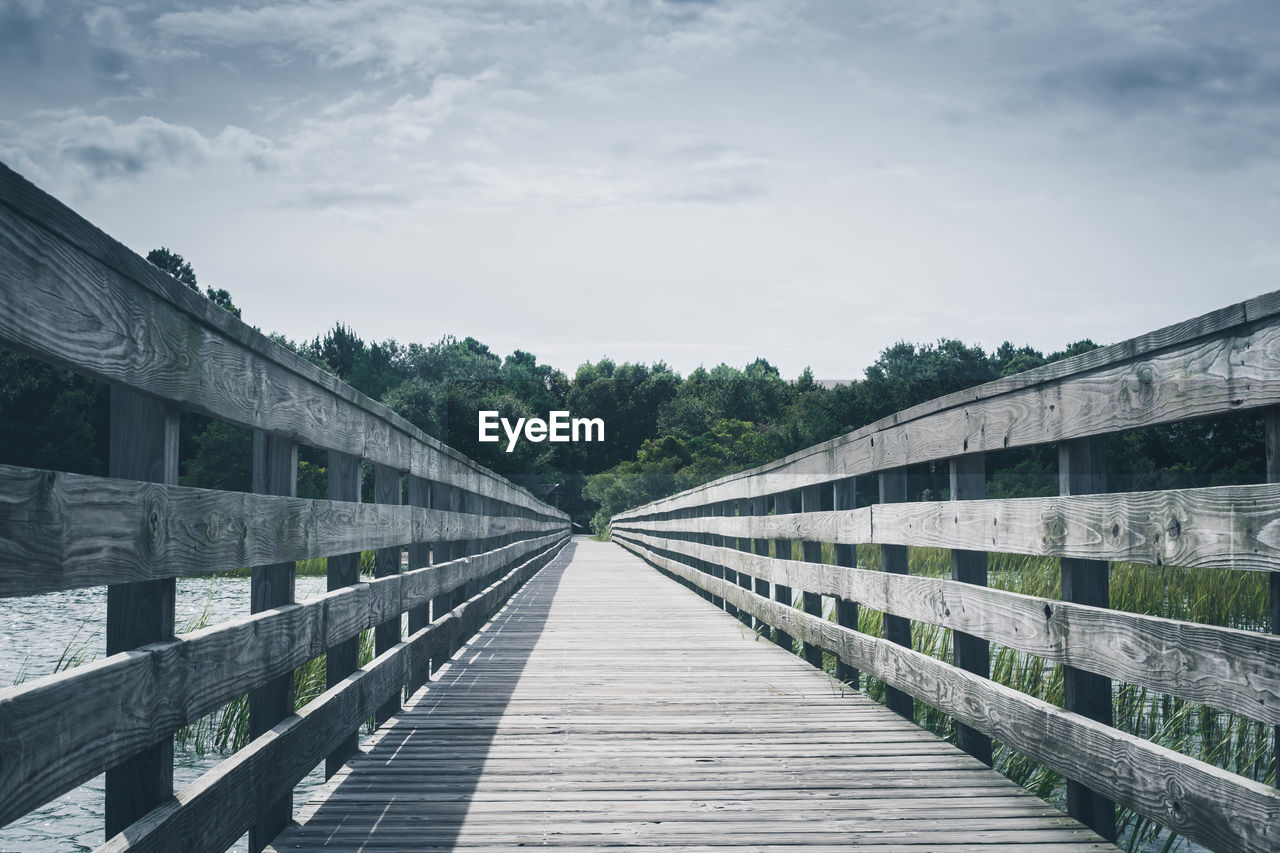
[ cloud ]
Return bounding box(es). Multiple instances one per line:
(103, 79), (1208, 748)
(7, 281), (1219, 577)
(0, 111), (283, 192)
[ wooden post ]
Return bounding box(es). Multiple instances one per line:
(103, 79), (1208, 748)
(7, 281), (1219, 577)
(720, 501), (739, 619)
(734, 498), (753, 627)
(950, 453), (992, 766)
(832, 477), (859, 688)
(104, 388), (178, 838)
(1059, 437), (1116, 841)
(1265, 409), (1280, 787)
(752, 496), (771, 639)
(772, 491), (795, 653)
(407, 475), (432, 693)
(705, 503), (724, 609)
(250, 431), (298, 852)
(374, 463), (403, 724)
(325, 450), (361, 779)
(879, 470), (914, 720)
(430, 481), (455, 672)
(799, 484), (824, 668)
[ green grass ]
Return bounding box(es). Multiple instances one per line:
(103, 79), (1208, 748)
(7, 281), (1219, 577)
(788, 544), (1273, 852)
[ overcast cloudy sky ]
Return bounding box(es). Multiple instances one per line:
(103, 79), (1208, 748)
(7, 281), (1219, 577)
(2, 1), (1278, 378)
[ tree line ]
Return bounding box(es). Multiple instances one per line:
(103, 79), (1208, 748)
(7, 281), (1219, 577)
(0, 250), (1262, 533)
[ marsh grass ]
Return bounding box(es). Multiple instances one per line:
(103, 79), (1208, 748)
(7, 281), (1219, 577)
(799, 544), (1274, 852)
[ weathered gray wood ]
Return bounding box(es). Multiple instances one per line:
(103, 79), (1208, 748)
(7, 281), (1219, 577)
(325, 450), (362, 780)
(1268, 407), (1280, 783)
(275, 540), (1109, 853)
(406, 475), (432, 693)
(833, 477), (859, 687)
(96, 537), (568, 853)
(799, 485), (824, 669)
(772, 491), (795, 653)
(0, 532), (564, 830)
(612, 530), (1280, 725)
(0, 463), (565, 597)
(0, 163), (564, 523)
(104, 388), (179, 838)
(617, 478), (1280, 574)
(949, 452), (991, 767)
(878, 471), (913, 720)
(618, 535), (1280, 853)
(374, 463), (403, 725)
(614, 305), (1280, 522)
(1059, 437), (1115, 841)
(249, 432), (298, 852)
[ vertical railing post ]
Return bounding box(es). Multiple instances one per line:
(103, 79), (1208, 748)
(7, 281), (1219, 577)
(430, 481), (455, 674)
(832, 476), (859, 688)
(878, 470), (914, 720)
(733, 498), (753, 627)
(374, 463), (403, 724)
(752, 496), (771, 639)
(325, 450), (361, 779)
(250, 431), (298, 852)
(1059, 437), (1116, 841)
(104, 389), (178, 838)
(799, 484), (824, 668)
(772, 490), (795, 653)
(705, 503), (724, 609)
(720, 501), (739, 619)
(407, 474), (432, 693)
(1266, 408), (1280, 772)
(950, 453), (992, 765)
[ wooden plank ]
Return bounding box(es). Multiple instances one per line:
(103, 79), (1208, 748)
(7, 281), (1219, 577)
(375, 464), (403, 725)
(406, 475), (432, 694)
(618, 535), (1280, 853)
(832, 477), (859, 687)
(325, 450), (362, 780)
(0, 463), (565, 596)
(799, 485), (824, 668)
(1268, 407), (1280, 784)
(0, 163), (564, 522)
(104, 388), (178, 838)
(96, 537), (568, 853)
(1059, 437), (1115, 841)
(614, 304), (1280, 522)
(949, 452), (991, 767)
(878, 471), (913, 720)
(772, 491), (794, 653)
(0, 531), (567, 835)
(249, 432), (297, 852)
(618, 479), (1280, 574)
(614, 529), (1280, 726)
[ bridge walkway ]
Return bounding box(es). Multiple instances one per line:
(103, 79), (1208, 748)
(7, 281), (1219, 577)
(270, 538), (1111, 851)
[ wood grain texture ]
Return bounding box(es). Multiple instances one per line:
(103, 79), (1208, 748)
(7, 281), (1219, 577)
(271, 539), (1109, 853)
(97, 537), (569, 853)
(617, 535), (1280, 853)
(618, 480), (1280, 573)
(0, 163), (563, 521)
(0, 533), (566, 829)
(614, 304), (1280, 521)
(0, 463), (566, 596)
(614, 530), (1280, 725)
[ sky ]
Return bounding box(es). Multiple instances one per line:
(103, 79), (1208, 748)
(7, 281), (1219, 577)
(2, 1), (1278, 380)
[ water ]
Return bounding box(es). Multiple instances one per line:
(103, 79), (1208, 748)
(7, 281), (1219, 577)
(0, 575), (332, 852)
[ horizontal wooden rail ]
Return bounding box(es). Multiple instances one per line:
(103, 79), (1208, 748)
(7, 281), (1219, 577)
(615, 296), (1280, 521)
(0, 163), (565, 522)
(0, 464), (566, 596)
(615, 534), (1280, 853)
(97, 536), (568, 853)
(0, 533), (567, 828)
(614, 529), (1280, 725)
(616, 481), (1280, 573)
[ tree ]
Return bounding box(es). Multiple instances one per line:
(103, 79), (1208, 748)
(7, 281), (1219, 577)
(146, 247), (198, 288)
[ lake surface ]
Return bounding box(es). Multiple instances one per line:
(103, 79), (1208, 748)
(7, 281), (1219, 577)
(0, 575), (334, 852)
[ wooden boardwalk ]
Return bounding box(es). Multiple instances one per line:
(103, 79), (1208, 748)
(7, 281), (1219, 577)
(269, 538), (1111, 851)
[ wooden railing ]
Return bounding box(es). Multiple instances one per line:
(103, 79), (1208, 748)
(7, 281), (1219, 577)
(0, 162), (571, 851)
(612, 294), (1280, 853)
